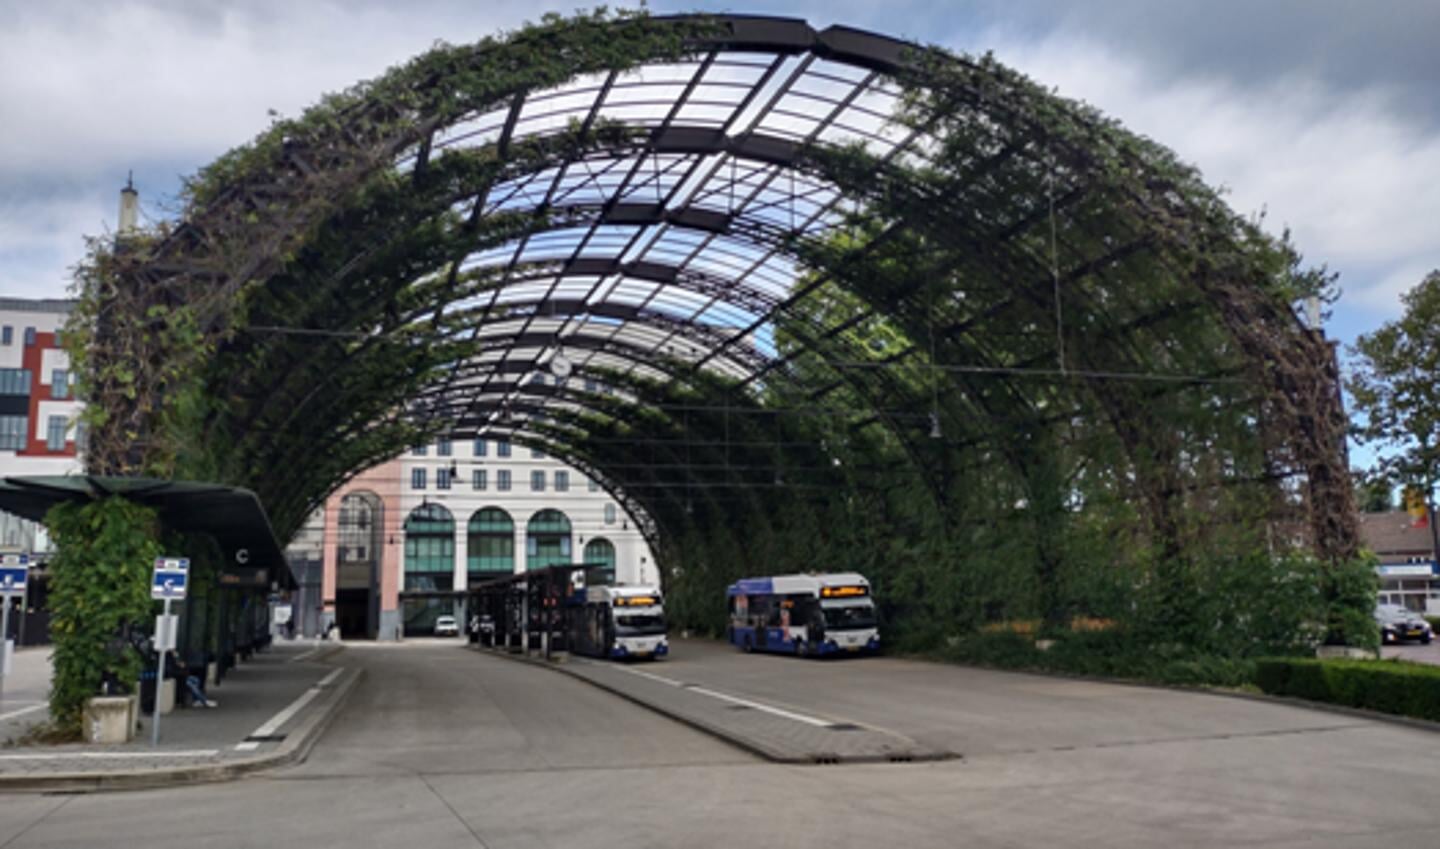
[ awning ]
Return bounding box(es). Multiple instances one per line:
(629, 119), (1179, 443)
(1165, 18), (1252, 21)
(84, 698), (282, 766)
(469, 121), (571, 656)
(0, 476), (294, 590)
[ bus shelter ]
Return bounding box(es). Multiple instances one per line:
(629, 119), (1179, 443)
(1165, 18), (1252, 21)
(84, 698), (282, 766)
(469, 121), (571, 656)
(467, 563), (615, 658)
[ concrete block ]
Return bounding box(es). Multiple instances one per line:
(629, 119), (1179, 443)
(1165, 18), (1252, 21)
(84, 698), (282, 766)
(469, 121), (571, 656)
(1316, 645), (1378, 660)
(84, 696), (136, 744)
(157, 679), (176, 715)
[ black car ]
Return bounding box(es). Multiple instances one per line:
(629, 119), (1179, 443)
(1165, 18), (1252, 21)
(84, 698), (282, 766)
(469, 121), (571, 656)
(1375, 604), (1433, 645)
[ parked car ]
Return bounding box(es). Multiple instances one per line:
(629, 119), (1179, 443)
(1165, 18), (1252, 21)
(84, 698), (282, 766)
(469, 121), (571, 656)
(433, 615), (460, 637)
(1374, 604), (1432, 645)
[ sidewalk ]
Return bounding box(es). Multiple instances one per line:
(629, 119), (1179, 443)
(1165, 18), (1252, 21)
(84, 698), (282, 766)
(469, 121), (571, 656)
(0, 640), (359, 791)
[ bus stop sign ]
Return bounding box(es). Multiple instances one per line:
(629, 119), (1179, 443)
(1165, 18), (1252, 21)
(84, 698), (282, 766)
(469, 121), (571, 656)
(0, 554), (28, 593)
(151, 557), (190, 600)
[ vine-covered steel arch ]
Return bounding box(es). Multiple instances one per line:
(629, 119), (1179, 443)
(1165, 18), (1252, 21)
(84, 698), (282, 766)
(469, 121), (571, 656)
(72, 11), (1359, 643)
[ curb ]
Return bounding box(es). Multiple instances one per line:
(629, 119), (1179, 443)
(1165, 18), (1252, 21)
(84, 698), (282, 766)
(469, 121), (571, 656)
(0, 661), (362, 793)
(469, 645), (953, 765)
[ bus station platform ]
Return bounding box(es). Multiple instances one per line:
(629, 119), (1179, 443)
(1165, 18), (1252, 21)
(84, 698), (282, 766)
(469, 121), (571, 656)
(475, 641), (955, 764)
(0, 640), (359, 792)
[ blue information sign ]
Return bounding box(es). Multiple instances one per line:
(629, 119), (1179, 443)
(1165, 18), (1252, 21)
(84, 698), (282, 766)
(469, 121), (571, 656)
(0, 554), (28, 593)
(151, 568), (189, 600)
(0, 567), (26, 593)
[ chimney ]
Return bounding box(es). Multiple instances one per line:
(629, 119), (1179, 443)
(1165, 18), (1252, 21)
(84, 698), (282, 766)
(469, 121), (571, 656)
(118, 172), (139, 236)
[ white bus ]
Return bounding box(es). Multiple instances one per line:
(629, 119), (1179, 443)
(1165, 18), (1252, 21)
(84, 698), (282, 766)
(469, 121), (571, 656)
(726, 572), (880, 656)
(570, 585), (669, 660)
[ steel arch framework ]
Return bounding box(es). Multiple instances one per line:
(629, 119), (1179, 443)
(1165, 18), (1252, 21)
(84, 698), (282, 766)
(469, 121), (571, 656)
(80, 12), (1358, 628)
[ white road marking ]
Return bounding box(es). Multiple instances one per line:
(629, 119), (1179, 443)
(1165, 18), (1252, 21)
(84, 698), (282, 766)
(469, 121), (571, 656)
(288, 645), (324, 663)
(0, 703), (47, 722)
(233, 668), (345, 751)
(0, 750), (219, 760)
(615, 666), (835, 728)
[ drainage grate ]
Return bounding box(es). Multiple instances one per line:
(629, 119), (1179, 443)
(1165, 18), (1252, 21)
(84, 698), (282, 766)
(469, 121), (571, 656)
(243, 734), (287, 743)
(827, 723), (862, 731)
(725, 705), (751, 711)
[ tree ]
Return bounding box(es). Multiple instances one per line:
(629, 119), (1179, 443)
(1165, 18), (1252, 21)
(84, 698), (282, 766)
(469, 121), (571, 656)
(1347, 270), (1440, 552)
(1353, 471), (1393, 513)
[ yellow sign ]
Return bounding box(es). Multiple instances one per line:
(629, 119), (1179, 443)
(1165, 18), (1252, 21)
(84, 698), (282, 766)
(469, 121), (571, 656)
(820, 585), (868, 598)
(616, 596), (658, 607)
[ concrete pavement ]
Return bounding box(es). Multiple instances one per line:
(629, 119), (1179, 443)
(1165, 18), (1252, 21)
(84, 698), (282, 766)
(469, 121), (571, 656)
(0, 640), (357, 791)
(0, 641), (1437, 847)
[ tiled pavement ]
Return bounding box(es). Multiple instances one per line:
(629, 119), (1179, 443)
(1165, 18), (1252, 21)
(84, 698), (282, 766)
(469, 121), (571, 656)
(0, 641), (356, 788)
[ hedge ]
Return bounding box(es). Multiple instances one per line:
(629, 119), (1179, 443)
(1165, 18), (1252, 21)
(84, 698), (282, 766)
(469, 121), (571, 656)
(1254, 657), (1440, 722)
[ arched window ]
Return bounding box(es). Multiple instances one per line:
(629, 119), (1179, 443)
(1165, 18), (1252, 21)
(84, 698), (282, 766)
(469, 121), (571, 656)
(404, 503), (454, 590)
(583, 537), (615, 569)
(468, 507), (514, 575)
(526, 509), (572, 570)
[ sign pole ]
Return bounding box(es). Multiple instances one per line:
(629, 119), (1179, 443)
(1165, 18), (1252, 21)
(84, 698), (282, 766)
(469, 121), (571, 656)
(152, 596), (170, 747)
(0, 556), (27, 707)
(0, 586), (10, 705)
(148, 556), (188, 747)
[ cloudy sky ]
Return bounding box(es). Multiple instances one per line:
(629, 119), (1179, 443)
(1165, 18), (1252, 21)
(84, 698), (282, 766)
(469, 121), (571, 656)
(1, 0), (1435, 359)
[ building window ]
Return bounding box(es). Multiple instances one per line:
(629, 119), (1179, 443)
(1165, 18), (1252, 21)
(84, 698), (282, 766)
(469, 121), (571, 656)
(530, 470), (545, 492)
(468, 508), (515, 573)
(497, 439), (511, 458)
(526, 509), (572, 570)
(531, 447), (545, 459)
(46, 415), (66, 451)
(604, 503), (617, 525)
(497, 470), (512, 491)
(0, 369), (29, 395)
(473, 438), (487, 457)
(437, 467), (452, 490)
(472, 469), (487, 490)
(404, 503), (455, 579)
(23, 327), (35, 347)
(411, 468), (427, 489)
(413, 445), (428, 456)
(589, 478), (600, 493)
(437, 438), (452, 456)
(554, 471), (569, 492)
(584, 538), (616, 568)
(75, 421), (87, 452)
(0, 415), (26, 450)
(1, 327), (10, 346)
(51, 369), (68, 399)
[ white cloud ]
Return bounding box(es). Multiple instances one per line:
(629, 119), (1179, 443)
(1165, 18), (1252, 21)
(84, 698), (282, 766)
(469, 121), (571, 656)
(1, 1), (1434, 334)
(978, 32), (1440, 328)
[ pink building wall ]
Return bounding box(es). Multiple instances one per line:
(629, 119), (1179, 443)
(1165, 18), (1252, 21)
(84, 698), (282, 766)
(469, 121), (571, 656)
(321, 459), (402, 636)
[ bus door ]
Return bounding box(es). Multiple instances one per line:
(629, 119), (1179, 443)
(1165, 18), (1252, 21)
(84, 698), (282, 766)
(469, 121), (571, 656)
(751, 595), (772, 649)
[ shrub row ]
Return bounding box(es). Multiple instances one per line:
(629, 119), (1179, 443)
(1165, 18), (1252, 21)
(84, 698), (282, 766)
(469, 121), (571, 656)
(936, 630), (1256, 688)
(1254, 657), (1440, 722)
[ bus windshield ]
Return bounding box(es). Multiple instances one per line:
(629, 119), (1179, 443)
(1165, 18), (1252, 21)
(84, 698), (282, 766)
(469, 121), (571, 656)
(821, 601), (876, 631)
(615, 613), (667, 636)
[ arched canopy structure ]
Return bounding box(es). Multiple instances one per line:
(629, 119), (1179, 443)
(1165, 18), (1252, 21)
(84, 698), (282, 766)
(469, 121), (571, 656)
(73, 11), (1359, 641)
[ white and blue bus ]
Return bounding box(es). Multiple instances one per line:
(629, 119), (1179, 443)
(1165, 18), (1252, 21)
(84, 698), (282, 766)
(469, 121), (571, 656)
(570, 584), (669, 660)
(726, 573), (879, 656)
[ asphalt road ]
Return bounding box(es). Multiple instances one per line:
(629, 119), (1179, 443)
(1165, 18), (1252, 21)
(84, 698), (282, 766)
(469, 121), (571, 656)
(1382, 639), (1440, 665)
(1, 641), (1437, 848)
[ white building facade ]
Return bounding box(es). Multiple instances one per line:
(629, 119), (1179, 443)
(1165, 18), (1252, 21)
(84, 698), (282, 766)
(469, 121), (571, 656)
(310, 435), (655, 640)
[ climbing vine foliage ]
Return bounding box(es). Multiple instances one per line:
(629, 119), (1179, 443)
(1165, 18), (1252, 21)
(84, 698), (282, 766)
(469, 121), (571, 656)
(60, 9), (1368, 685)
(45, 497), (162, 734)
